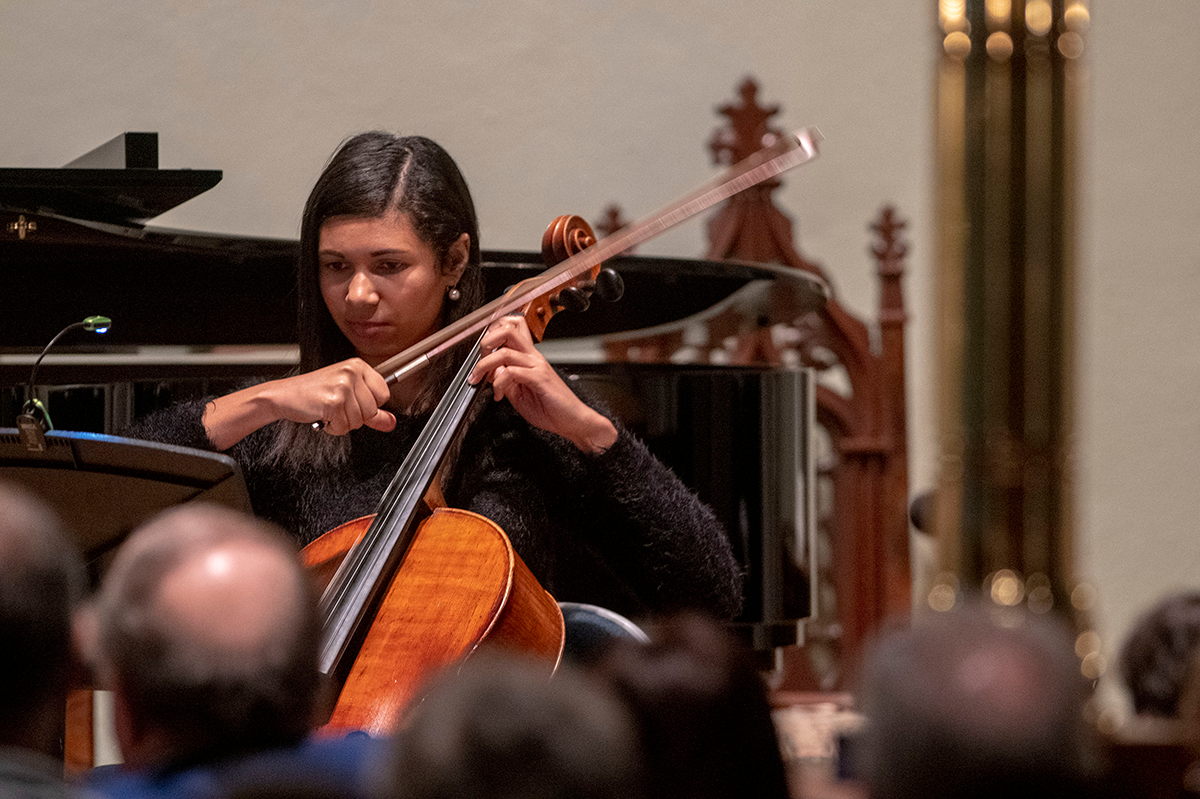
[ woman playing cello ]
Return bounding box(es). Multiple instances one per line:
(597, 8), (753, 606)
(129, 132), (743, 621)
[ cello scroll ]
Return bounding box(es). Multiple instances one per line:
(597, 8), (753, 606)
(515, 214), (624, 341)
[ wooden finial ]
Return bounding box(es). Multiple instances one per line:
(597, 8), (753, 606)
(595, 204), (636, 254)
(709, 77), (783, 166)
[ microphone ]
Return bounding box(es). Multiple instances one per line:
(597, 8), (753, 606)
(18, 316), (113, 452)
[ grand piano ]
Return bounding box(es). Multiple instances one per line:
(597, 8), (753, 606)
(0, 133), (827, 661)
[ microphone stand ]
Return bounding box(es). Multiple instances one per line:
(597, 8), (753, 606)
(18, 316), (112, 452)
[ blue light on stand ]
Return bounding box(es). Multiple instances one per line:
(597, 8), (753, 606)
(83, 315), (111, 334)
(19, 315), (114, 450)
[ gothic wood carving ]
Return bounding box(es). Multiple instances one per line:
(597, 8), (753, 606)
(605, 78), (911, 689)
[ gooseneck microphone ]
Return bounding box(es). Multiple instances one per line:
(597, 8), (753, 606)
(18, 316), (112, 452)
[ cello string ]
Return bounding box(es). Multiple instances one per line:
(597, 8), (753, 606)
(320, 341), (480, 612)
(318, 336), (485, 673)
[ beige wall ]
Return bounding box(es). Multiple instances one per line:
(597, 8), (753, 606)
(0, 1), (938, 501)
(0, 1), (940, 570)
(1076, 0), (1200, 716)
(2, 1), (1195, 717)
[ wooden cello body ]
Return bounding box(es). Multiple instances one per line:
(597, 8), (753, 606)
(302, 508), (564, 736)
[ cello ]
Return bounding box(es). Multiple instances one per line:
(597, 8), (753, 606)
(299, 128), (822, 735)
(301, 215), (611, 735)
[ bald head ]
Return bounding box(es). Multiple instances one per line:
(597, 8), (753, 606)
(160, 539), (298, 650)
(92, 504), (320, 767)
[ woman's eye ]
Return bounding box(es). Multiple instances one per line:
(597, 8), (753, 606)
(320, 260), (348, 272)
(377, 260), (406, 273)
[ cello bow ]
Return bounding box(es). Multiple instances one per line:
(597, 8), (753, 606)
(374, 126), (822, 387)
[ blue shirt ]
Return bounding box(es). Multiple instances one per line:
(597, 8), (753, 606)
(82, 732), (388, 799)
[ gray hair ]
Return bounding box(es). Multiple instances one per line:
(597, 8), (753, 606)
(91, 503), (321, 764)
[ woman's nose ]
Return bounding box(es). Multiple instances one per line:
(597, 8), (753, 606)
(347, 271), (377, 304)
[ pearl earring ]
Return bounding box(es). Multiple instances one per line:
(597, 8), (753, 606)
(447, 285), (461, 302)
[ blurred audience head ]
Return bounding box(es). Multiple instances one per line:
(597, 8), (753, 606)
(590, 612), (791, 799)
(860, 602), (1097, 799)
(1120, 592), (1200, 718)
(84, 503), (321, 770)
(380, 652), (644, 799)
(0, 481), (85, 755)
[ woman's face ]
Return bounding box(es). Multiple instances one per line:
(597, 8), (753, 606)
(318, 212), (468, 367)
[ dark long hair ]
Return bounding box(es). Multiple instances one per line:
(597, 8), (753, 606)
(590, 613), (792, 799)
(274, 133), (484, 465)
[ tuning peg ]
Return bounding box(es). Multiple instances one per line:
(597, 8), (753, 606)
(595, 268), (624, 302)
(554, 286), (590, 313)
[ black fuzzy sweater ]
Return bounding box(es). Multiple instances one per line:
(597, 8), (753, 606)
(128, 395), (744, 621)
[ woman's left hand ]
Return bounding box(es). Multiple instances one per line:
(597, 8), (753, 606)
(468, 315), (617, 454)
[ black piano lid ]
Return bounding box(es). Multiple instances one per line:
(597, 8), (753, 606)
(481, 250), (829, 342)
(0, 166), (223, 226)
(1, 131), (222, 226)
(1, 202), (827, 351)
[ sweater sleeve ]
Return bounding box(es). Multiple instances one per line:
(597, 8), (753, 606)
(122, 399), (310, 541)
(451, 398), (745, 621)
(550, 421), (745, 620)
(124, 398), (218, 451)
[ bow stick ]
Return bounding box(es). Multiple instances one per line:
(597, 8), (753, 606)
(374, 126), (823, 386)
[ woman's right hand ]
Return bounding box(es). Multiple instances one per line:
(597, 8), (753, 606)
(272, 359), (397, 435)
(203, 358), (396, 450)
